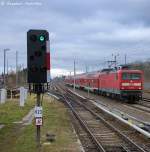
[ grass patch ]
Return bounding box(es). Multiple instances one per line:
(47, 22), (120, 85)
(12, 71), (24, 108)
(0, 95), (80, 152)
(0, 95), (35, 124)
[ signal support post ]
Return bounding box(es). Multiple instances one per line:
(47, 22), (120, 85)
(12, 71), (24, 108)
(27, 29), (50, 147)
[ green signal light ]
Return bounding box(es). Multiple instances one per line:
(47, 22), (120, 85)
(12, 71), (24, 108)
(39, 35), (45, 42)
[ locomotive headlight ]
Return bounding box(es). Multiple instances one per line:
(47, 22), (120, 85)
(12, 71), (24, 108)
(133, 83), (141, 86)
(122, 83), (130, 86)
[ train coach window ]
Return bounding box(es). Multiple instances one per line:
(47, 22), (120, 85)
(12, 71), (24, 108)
(122, 73), (141, 80)
(122, 73), (129, 80)
(131, 73), (141, 80)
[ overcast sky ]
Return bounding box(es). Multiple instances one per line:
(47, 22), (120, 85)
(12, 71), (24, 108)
(0, 0), (150, 77)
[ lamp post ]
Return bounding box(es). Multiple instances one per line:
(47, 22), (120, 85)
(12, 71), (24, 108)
(16, 51), (18, 87)
(3, 48), (10, 88)
(73, 60), (76, 92)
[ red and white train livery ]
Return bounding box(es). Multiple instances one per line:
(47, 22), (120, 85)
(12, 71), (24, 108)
(65, 67), (143, 102)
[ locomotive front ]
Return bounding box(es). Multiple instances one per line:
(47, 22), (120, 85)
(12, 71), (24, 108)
(119, 70), (143, 102)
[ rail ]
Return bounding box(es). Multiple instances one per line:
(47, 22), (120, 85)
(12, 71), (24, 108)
(51, 84), (149, 152)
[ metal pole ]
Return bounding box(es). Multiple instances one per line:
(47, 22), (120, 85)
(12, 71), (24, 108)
(4, 50), (6, 88)
(125, 54), (127, 65)
(3, 49), (10, 88)
(36, 92), (41, 147)
(85, 64), (88, 73)
(114, 55), (116, 67)
(73, 60), (76, 92)
(7, 59), (8, 75)
(16, 51), (18, 87)
(88, 83), (90, 98)
(49, 39), (51, 80)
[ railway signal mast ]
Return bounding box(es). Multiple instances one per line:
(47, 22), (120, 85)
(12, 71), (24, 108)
(27, 29), (50, 147)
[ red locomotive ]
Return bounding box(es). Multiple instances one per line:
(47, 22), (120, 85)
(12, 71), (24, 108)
(65, 66), (143, 103)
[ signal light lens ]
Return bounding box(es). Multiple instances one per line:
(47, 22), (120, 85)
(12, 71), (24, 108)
(30, 35), (37, 42)
(41, 45), (46, 50)
(40, 66), (47, 72)
(30, 56), (34, 61)
(35, 51), (42, 57)
(39, 35), (45, 42)
(30, 67), (38, 72)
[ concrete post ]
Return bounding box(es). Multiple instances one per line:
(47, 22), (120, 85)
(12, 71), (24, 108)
(11, 90), (13, 99)
(24, 89), (28, 100)
(0, 89), (7, 104)
(20, 87), (25, 107)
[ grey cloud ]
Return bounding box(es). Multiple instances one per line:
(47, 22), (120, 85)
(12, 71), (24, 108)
(0, 0), (150, 74)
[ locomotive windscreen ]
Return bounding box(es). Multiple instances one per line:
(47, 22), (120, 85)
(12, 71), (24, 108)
(122, 73), (141, 80)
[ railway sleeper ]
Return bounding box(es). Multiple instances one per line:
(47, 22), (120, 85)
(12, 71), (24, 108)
(104, 145), (129, 152)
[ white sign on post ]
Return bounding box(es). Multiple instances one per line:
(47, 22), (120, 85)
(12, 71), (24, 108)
(34, 106), (43, 118)
(35, 118), (43, 126)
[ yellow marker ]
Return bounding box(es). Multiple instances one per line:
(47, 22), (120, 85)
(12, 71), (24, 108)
(139, 123), (144, 128)
(128, 119), (133, 125)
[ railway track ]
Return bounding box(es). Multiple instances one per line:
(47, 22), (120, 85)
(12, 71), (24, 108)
(51, 84), (150, 152)
(69, 84), (150, 114)
(143, 98), (150, 102)
(141, 98), (150, 108)
(66, 85), (150, 122)
(130, 98), (150, 113)
(130, 103), (150, 113)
